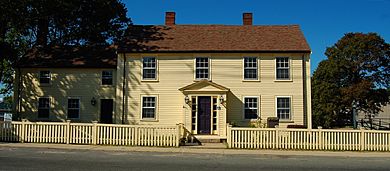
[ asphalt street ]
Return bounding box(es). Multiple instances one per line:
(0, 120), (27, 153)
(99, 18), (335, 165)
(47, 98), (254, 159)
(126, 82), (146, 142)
(1, 146), (390, 171)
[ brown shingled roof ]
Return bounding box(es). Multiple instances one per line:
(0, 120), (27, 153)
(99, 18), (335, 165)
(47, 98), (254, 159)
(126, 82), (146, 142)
(18, 45), (117, 68)
(118, 25), (311, 53)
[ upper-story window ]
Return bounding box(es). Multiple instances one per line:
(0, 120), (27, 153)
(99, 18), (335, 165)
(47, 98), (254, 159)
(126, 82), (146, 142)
(102, 70), (113, 85)
(276, 57), (290, 80)
(277, 97), (291, 120)
(39, 71), (51, 84)
(244, 57), (258, 80)
(38, 97), (50, 119)
(142, 57), (157, 80)
(195, 57), (209, 80)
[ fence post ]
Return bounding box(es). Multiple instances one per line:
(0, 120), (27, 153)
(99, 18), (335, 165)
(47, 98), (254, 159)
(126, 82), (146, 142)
(66, 120), (71, 144)
(92, 121), (98, 145)
(360, 128), (365, 151)
(275, 126), (279, 149)
(176, 124), (181, 147)
(318, 126), (323, 150)
(227, 124), (232, 148)
(135, 125), (139, 146)
(21, 119), (27, 143)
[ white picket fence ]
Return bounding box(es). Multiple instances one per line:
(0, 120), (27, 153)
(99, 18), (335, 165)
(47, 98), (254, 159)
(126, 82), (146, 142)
(0, 121), (181, 147)
(227, 125), (390, 151)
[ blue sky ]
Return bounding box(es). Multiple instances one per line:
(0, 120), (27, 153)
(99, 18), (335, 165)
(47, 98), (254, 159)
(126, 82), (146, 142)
(123, 0), (390, 72)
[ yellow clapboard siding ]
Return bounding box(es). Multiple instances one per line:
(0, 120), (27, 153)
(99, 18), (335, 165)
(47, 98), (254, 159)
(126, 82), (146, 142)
(17, 68), (116, 122)
(121, 52), (311, 133)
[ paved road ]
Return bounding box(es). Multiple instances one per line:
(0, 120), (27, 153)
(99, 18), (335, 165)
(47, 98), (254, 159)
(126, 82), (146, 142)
(1, 146), (390, 171)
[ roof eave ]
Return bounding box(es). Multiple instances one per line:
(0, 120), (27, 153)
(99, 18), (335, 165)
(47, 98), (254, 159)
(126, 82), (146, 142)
(118, 50), (312, 53)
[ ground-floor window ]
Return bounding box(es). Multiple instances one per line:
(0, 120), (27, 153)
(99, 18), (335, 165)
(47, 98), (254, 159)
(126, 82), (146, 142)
(244, 97), (258, 119)
(68, 98), (80, 119)
(142, 96), (156, 119)
(277, 97), (291, 120)
(38, 97), (50, 118)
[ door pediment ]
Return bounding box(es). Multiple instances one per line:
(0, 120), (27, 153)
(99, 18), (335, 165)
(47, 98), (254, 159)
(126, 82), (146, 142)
(179, 80), (230, 93)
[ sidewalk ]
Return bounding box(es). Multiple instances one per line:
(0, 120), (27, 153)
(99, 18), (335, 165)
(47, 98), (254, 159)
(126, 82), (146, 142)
(1, 142), (390, 158)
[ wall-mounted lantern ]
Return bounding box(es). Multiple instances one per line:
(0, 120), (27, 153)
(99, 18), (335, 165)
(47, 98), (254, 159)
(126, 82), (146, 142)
(91, 97), (97, 106)
(184, 95), (191, 105)
(219, 95), (226, 104)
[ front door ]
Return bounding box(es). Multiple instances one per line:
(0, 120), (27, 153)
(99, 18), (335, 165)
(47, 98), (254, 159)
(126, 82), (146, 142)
(197, 96), (211, 134)
(100, 99), (113, 124)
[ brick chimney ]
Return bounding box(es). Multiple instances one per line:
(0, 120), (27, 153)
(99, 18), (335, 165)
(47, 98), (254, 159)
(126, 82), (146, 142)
(243, 13), (253, 25)
(165, 12), (176, 26)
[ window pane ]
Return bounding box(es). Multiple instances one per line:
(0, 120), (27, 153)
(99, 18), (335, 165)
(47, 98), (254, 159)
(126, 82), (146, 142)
(102, 70), (113, 85)
(277, 68), (289, 79)
(38, 98), (50, 108)
(67, 99), (80, 119)
(143, 57), (156, 68)
(244, 57), (258, 80)
(142, 108), (155, 118)
(38, 98), (50, 118)
(277, 97), (291, 120)
(68, 99), (80, 108)
(245, 109), (258, 119)
(68, 109), (79, 119)
(142, 97), (156, 119)
(39, 71), (50, 84)
(244, 69), (257, 79)
(244, 97), (258, 119)
(196, 58), (209, 79)
(143, 69), (156, 79)
(143, 57), (156, 80)
(102, 78), (113, 85)
(276, 57), (290, 80)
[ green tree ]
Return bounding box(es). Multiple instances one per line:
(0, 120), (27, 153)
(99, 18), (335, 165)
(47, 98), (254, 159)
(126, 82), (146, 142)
(312, 33), (390, 128)
(0, 0), (131, 95)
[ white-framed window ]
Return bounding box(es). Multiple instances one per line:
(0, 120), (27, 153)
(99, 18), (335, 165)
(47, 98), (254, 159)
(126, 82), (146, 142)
(38, 97), (50, 119)
(244, 97), (259, 119)
(141, 96), (157, 119)
(67, 98), (80, 119)
(142, 57), (157, 80)
(244, 57), (258, 80)
(276, 97), (291, 120)
(195, 57), (209, 80)
(39, 71), (51, 84)
(101, 70), (113, 85)
(276, 57), (290, 80)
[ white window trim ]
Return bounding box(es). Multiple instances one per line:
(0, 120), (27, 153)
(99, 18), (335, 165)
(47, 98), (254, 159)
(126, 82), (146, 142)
(67, 97), (81, 119)
(275, 57), (292, 81)
(275, 96), (293, 121)
(194, 57), (211, 81)
(242, 57), (260, 81)
(140, 95), (158, 121)
(39, 70), (51, 85)
(242, 96), (260, 120)
(37, 97), (51, 119)
(101, 70), (114, 86)
(141, 57), (158, 81)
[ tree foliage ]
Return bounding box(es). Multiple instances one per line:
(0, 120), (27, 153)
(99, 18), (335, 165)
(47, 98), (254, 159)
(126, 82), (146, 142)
(312, 33), (390, 128)
(0, 0), (131, 95)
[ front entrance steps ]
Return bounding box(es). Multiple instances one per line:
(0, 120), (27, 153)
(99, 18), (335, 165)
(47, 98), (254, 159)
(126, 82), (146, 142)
(182, 135), (226, 146)
(183, 143), (227, 149)
(195, 135), (226, 143)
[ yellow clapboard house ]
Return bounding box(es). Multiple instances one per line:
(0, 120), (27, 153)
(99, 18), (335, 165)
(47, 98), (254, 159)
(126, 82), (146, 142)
(15, 12), (312, 139)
